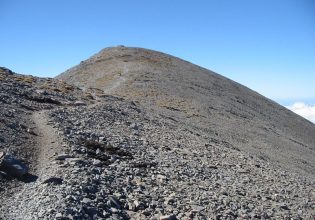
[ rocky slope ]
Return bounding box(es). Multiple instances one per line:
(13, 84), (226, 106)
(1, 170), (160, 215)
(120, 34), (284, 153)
(58, 46), (315, 178)
(0, 46), (314, 220)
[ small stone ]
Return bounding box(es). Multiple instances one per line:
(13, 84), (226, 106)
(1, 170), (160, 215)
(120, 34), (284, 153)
(26, 128), (38, 136)
(149, 201), (158, 209)
(95, 148), (101, 155)
(208, 165), (218, 169)
(128, 202), (136, 211)
(191, 205), (205, 213)
(130, 123), (138, 130)
(156, 174), (167, 182)
(280, 204), (290, 210)
(82, 198), (92, 204)
(93, 159), (102, 166)
(109, 196), (121, 209)
(47, 208), (55, 214)
(67, 157), (84, 165)
(35, 89), (47, 95)
(86, 207), (98, 215)
(55, 213), (63, 218)
(74, 101), (86, 106)
(111, 207), (119, 213)
(238, 169), (249, 174)
(160, 214), (177, 220)
(164, 197), (176, 205)
(99, 136), (106, 142)
(103, 210), (110, 217)
(0, 152), (4, 160)
(55, 154), (72, 161)
(142, 209), (152, 216)
(134, 200), (146, 211)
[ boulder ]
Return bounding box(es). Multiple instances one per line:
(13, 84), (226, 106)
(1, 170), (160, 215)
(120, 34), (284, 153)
(0, 171), (8, 179)
(0, 153), (28, 177)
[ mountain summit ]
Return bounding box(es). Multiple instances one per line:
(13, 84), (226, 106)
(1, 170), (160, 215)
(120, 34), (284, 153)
(1, 47), (314, 219)
(58, 46), (315, 177)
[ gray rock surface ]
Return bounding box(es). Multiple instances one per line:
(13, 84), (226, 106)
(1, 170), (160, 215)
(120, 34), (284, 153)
(0, 153), (28, 177)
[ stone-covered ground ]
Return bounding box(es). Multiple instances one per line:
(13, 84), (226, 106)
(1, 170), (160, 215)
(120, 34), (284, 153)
(0, 67), (314, 219)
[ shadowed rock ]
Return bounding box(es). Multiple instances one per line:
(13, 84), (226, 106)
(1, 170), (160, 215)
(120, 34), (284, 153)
(0, 153), (28, 177)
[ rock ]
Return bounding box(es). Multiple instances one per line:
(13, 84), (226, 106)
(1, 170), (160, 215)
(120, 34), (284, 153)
(95, 148), (101, 155)
(55, 154), (72, 160)
(0, 171), (8, 179)
(109, 196), (121, 209)
(127, 202), (136, 211)
(67, 157), (84, 165)
(35, 89), (48, 95)
(208, 165), (218, 169)
(86, 207), (98, 215)
(160, 214), (177, 220)
(73, 101), (86, 106)
(156, 174), (167, 182)
(92, 159), (102, 166)
(149, 201), (158, 209)
(280, 204), (290, 210)
(82, 198), (92, 204)
(26, 128), (38, 136)
(191, 205), (205, 213)
(55, 213), (63, 219)
(42, 177), (63, 185)
(164, 197), (176, 205)
(238, 169), (250, 174)
(142, 209), (152, 216)
(134, 200), (146, 211)
(0, 154), (28, 177)
(0, 151), (4, 160)
(111, 207), (119, 213)
(130, 123), (138, 130)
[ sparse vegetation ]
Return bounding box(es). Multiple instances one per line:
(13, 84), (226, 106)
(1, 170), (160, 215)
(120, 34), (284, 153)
(38, 82), (76, 94)
(14, 76), (35, 84)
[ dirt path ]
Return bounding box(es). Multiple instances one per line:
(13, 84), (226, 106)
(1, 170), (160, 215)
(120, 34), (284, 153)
(103, 62), (128, 93)
(0, 110), (65, 219)
(32, 110), (65, 178)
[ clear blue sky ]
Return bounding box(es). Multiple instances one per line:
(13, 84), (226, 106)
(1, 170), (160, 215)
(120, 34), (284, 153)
(1, 0), (314, 105)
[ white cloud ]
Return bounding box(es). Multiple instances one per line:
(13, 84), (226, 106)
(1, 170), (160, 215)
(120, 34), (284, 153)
(286, 102), (315, 123)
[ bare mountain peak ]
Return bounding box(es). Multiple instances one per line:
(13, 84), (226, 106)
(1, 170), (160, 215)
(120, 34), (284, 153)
(57, 47), (315, 180)
(1, 46), (315, 218)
